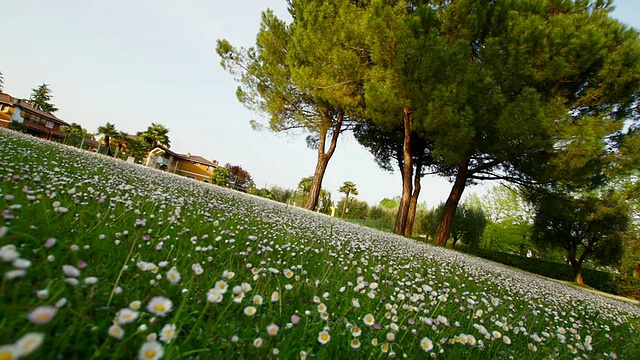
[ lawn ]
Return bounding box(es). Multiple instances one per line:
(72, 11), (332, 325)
(1, 127), (639, 359)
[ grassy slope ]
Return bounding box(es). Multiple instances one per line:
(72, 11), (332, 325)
(1, 128), (639, 359)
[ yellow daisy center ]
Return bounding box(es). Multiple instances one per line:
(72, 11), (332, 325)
(155, 304), (165, 312)
(145, 349), (156, 358)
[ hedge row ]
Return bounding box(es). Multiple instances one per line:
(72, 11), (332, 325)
(461, 247), (640, 300)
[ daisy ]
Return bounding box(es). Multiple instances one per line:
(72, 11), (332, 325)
(0, 345), (20, 360)
(352, 326), (362, 337)
(252, 295), (263, 305)
(108, 324), (125, 340)
(244, 306), (257, 316)
(147, 296), (173, 317)
(139, 341), (164, 360)
(130, 300), (142, 310)
(207, 289), (223, 303)
(27, 306), (57, 324)
(166, 268), (181, 284)
(266, 323), (279, 336)
(503, 336), (511, 345)
(159, 323), (177, 343)
(253, 337), (263, 348)
(284, 269), (294, 278)
(222, 270), (235, 279)
(62, 265), (81, 277)
(372, 338), (379, 346)
(492, 331), (502, 339)
(318, 330), (330, 345)
(351, 339), (361, 349)
(381, 343), (390, 353)
(317, 303), (327, 313)
(271, 291), (280, 302)
(16, 332), (45, 356)
(363, 313), (375, 326)
(420, 337), (434, 352)
(214, 280), (229, 294)
(117, 308), (139, 324)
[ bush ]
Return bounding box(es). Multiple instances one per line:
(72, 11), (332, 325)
(459, 247), (638, 299)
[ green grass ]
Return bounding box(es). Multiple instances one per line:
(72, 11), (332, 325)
(1, 127), (639, 359)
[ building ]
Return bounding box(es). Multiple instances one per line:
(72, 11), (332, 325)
(0, 92), (70, 141)
(144, 145), (218, 182)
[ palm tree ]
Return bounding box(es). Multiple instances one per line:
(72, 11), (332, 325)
(62, 122), (85, 146)
(339, 181), (358, 219)
(112, 131), (130, 158)
(138, 123), (171, 149)
(0, 71), (4, 92)
(96, 122), (117, 156)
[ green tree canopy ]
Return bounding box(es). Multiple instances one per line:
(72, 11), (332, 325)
(29, 83), (58, 113)
(96, 122), (117, 157)
(217, 1), (367, 211)
(338, 181), (358, 218)
(529, 189), (630, 285)
(138, 123), (171, 150)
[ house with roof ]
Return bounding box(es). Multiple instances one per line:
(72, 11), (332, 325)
(0, 92), (70, 141)
(144, 145), (218, 182)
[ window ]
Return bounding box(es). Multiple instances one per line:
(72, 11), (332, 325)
(45, 121), (54, 129)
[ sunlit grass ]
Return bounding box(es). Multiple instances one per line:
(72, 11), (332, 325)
(1, 127), (639, 359)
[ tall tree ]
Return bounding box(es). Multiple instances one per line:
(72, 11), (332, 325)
(427, 0), (640, 246)
(112, 131), (130, 158)
(96, 122), (117, 157)
(29, 83), (58, 113)
(338, 181), (358, 218)
(138, 123), (171, 149)
(530, 189), (629, 285)
(217, 0), (367, 211)
(62, 122), (92, 147)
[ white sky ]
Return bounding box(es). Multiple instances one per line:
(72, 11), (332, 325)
(2, 0), (639, 207)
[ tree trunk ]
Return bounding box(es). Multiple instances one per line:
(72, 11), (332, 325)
(571, 260), (585, 285)
(435, 159), (470, 246)
(394, 108), (413, 235)
(341, 191), (350, 218)
(634, 263), (640, 279)
(305, 112), (343, 211)
(568, 247), (587, 286)
(404, 161), (423, 237)
(105, 138), (113, 157)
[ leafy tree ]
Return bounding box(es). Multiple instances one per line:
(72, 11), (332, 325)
(422, 201), (488, 248)
(96, 122), (117, 157)
(138, 123), (171, 150)
(355, 118), (437, 236)
(29, 83), (58, 113)
(212, 163), (253, 191)
(530, 190), (629, 285)
(338, 181), (358, 218)
(112, 131), (130, 158)
(217, 0), (366, 211)
(211, 167), (231, 188)
(379, 197), (400, 210)
(62, 123), (92, 147)
(422, 0), (640, 247)
(122, 136), (149, 163)
(337, 197), (368, 220)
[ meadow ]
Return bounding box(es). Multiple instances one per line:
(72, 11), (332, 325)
(1, 127), (639, 359)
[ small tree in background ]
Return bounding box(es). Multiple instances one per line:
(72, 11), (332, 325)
(96, 122), (117, 157)
(422, 201), (488, 248)
(338, 181), (358, 219)
(29, 83), (58, 113)
(530, 190), (629, 286)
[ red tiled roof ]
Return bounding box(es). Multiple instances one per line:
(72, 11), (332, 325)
(0, 92), (70, 127)
(152, 146), (217, 167)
